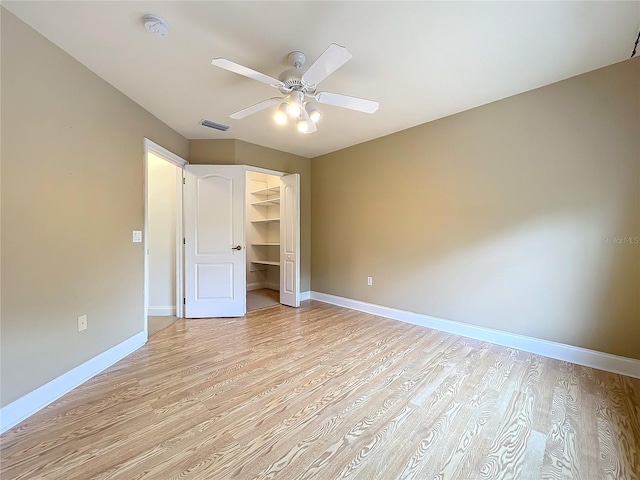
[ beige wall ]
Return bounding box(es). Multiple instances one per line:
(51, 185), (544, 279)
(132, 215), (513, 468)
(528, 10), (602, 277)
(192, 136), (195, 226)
(1, 10), (189, 406)
(189, 138), (236, 165)
(312, 58), (640, 360)
(189, 139), (311, 292)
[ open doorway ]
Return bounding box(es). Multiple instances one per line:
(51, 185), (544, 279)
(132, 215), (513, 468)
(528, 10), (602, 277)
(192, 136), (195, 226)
(144, 160), (299, 322)
(144, 139), (187, 337)
(246, 169), (282, 312)
(182, 164), (300, 318)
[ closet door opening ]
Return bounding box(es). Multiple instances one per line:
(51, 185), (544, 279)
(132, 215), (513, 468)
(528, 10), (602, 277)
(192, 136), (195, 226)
(181, 164), (299, 318)
(245, 168), (300, 310)
(246, 170), (282, 311)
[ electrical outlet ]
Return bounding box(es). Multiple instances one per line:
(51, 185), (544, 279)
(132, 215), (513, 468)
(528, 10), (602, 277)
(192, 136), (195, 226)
(367, 277), (373, 286)
(132, 230), (142, 243)
(78, 314), (87, 332)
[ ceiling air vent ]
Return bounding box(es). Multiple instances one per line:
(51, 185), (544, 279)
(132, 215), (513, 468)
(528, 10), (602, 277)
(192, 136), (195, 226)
(200, 119), (230, 131)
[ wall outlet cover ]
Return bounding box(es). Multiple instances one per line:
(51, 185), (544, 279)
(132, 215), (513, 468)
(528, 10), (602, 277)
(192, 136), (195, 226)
(78, 314), (87, 332)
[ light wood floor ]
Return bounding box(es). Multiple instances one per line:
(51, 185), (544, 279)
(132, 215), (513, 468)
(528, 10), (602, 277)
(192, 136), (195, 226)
(2, 301), (639, 479)
(148, 315), (178, 337)
(247, 288), (280, 312)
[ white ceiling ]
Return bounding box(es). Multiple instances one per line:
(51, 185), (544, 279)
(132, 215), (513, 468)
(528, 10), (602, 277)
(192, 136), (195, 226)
(4, 1), (639, 158)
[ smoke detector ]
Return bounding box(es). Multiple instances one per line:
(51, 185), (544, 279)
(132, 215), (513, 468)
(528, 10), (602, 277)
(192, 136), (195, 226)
(143, 15), (168, 37)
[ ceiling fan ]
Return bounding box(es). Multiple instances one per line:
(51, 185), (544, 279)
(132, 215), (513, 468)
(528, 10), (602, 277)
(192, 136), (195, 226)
(211, 44), (379, 134)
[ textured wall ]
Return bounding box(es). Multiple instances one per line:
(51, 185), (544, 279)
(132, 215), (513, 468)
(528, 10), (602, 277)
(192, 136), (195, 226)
(312, 58), (640, 359)
(1, 10), (189, 406)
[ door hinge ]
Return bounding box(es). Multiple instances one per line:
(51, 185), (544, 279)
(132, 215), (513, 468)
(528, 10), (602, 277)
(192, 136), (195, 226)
(183, 177), (185, 185)
(183, 238), (186, 245)
(183, 298), (186, 305)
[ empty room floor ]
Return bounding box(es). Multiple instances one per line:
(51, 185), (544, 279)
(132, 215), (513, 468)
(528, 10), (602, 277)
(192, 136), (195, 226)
(247, 288), (280, 311)
(148, 315), (178, 337)
(1, 301), (638, 479)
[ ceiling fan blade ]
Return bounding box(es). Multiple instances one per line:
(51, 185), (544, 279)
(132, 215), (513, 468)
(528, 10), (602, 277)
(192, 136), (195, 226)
(229, 97), (283, 119)
(315, 92), (379, 114)
(212, 58), (284, 88)
(302, 44), (352, 86)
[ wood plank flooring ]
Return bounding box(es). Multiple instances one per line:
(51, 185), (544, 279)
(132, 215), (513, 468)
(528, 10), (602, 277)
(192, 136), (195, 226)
(247, 289), (280, 312)
(148, 316), (178, 337)
(1, 300), (639, 479)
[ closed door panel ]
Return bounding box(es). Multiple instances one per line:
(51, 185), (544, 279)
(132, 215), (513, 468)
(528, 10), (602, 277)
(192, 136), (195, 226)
(185, 165), (246, 317)
(196, 263), (234, 299)
(283, 259), (295, 295)
(196, 175), (233, 254)
(280, 174), (300, 307)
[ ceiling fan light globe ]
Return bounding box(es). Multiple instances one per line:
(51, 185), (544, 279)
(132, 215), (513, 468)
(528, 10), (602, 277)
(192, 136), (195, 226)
(287, 91), (304, 118)
(297, 119), (310, 133)
(274, 103), (288, 125)
(305, 102), (321, 123)
(309, 110), (321, 123)
(274, 111), (287, 125)
(287, 103), (302, 118)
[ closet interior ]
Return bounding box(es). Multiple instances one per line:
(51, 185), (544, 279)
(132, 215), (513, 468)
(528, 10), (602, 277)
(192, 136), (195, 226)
(246, 170), (282, 309)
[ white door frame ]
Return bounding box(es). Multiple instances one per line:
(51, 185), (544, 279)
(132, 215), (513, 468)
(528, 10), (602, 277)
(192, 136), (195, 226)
(243, 165), (286, 178)
(143, 139), (188, 338)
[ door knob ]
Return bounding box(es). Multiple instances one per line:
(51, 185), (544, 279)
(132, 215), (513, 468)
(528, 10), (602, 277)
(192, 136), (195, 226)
(232, 245), (242, 250)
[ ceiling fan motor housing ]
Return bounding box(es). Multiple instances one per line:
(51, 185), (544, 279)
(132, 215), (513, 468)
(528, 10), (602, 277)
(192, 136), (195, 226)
(278, 51), (316, 95)
(278, 69), (309, 93)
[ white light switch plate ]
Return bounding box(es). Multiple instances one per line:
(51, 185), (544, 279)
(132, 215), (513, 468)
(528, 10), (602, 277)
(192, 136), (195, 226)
(133, 231), (142, 243)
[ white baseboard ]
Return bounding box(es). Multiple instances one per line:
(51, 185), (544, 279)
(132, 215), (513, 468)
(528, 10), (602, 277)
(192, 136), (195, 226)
(247, 282), (280, 292)
(246, 288), (309, 301)
(0, 331), (147, 434)
(148, 306), (176, 316)
(310, 291), (640, 379)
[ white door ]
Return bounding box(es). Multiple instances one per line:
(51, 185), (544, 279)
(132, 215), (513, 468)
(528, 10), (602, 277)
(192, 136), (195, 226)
(184, 165), (246, 317)
(280, 174), (300, 307)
